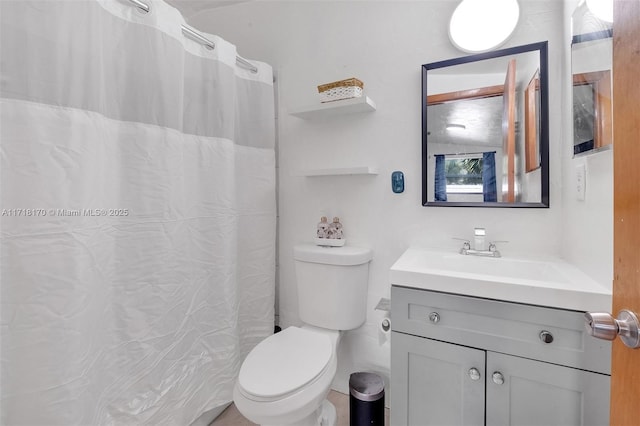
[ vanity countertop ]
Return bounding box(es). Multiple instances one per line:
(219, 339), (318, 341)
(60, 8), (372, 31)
(390, 247), (612, 312)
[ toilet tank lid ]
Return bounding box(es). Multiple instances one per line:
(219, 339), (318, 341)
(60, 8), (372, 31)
(294, 244), (373, 266)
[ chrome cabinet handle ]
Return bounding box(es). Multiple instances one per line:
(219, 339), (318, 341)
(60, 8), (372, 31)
(428, 312), (440, 324)
(585, 310), (640, 349)
(539, 330), (554, 344)
(468, 368), (481, 381)
(492, 372), (505, 385)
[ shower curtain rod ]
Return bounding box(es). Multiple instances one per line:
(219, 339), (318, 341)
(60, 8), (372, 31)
(127, 0), (258, 73)
(181, 25), (216, 50)
(235, 54), (259, 74)
(181, 25), (258, 73)
(441, 150), (497, 157)
(129, 0), (149, 13)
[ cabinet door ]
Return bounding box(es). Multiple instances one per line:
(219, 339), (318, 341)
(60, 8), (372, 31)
(391, 332), (485, 426)
(486, 352), (610, 426)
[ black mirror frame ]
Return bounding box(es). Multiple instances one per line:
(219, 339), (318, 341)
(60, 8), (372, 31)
(421, 41), (550, 208)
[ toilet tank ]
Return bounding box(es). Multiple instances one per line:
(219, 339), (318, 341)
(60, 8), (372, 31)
(293, 244), (373, 331)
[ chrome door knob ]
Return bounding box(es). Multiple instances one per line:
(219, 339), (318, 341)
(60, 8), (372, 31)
(584, 312), (618, 340)
(616, 310), (640, 349)
(468, 368), (481, 381)
(585, 310), (640, 349)
(492, 372), (505, 385)
(428, 312), (440, 324)
(539, 330), (554, 344)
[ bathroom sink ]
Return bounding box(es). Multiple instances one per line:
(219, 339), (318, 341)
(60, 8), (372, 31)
(405, 251), (571, 283)
(390, 248), (611, 312)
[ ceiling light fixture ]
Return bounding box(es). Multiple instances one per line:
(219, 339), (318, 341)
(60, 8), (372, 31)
(449, 0), (520, 53)
(586, 0), (613, 23)
(446, 123), (467, 131)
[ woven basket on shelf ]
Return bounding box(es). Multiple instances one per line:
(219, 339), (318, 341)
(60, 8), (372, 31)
(317, 78), (364, 103)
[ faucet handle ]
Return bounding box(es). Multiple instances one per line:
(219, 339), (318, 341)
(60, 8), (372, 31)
(453, 238), (471, 250)
(488, 241), (508, 252)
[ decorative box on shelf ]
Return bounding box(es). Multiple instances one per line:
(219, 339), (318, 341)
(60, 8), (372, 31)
(318, 78), (364, 103)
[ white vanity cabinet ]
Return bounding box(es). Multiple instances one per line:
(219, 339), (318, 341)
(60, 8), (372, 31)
(390, 286), (611, 426)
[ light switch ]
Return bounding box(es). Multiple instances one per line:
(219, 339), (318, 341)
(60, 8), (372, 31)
(576, 164), (586, 201)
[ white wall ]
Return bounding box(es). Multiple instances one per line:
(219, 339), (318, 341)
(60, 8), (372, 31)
(190, 0), (613, 400)
(560, 0), (613, 294)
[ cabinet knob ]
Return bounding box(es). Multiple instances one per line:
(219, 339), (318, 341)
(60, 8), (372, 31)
(492, 372), (505, 385)
(539, 330), (554, 344)
(468, 368), (481, 381)
(428, 312), (440, 324)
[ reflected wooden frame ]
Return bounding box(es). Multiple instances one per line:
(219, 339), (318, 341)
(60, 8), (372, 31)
(573, 70), (612, 151)
(525, 70), (540, 172)
(426, 85), (504, 105)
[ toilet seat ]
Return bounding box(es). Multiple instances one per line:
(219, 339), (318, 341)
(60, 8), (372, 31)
(237, 327), (333, 401)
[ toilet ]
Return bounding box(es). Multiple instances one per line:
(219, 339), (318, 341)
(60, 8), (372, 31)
(233, 244), (373, 426)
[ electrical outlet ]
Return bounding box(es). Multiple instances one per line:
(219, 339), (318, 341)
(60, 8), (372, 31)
(576, 164), (586, 201)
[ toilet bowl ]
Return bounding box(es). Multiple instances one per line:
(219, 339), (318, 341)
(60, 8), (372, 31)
(233, 326), (340, 426)
(233, 244), (373, 426)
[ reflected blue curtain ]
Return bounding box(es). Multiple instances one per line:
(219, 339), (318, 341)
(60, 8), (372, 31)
(434, 154), (447, 201)
(482, 152), (497, 202)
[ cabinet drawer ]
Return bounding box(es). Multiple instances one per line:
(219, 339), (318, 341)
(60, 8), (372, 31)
(391, 286), (611, 374)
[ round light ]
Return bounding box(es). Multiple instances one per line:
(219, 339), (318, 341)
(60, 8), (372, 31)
(586, 0), (613, 23)
(449, 0), (520, 53)
(446, 123), (467, 131)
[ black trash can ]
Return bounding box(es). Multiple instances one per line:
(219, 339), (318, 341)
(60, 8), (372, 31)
(349, 372), (385, 425)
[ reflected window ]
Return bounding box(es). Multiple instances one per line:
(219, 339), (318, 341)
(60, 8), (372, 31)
(445, 156), (483, 194)
(434, 152), (497, 202)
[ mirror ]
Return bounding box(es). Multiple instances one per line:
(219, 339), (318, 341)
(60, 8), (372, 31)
(571, 0), (613, 156)
(422, 42), (549, 207)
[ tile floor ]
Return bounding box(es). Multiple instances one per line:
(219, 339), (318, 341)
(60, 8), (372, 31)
(211, 390), (389, 426)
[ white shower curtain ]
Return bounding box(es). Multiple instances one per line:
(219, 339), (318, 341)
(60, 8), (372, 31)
(0, 1), (276, 424)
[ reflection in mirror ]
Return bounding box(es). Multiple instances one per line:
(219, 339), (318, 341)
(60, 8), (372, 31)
(422, 42), (549, 207)
(571, 0), (613, 156)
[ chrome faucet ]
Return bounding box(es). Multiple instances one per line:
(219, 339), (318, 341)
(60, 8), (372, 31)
(456, 228), (503, 258)
(474, 228), (486, 251)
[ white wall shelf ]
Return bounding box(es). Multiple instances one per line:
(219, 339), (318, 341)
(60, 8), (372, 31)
(289, 96), (376, 119)
(292, 166), (379, 177)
